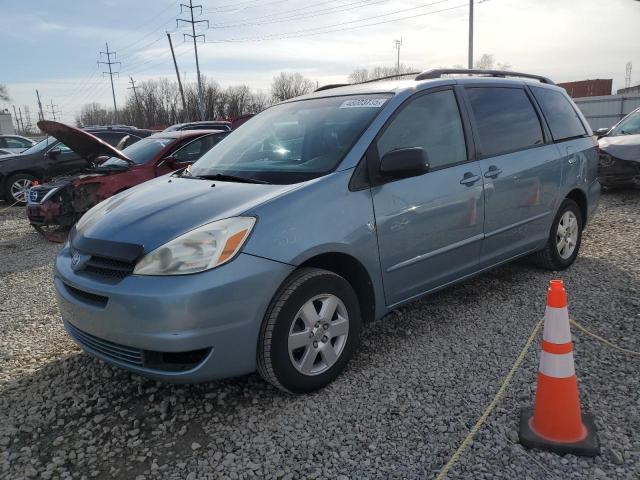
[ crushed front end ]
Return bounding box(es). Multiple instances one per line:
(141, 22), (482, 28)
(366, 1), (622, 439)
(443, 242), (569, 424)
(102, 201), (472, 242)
(27, 177), (103, 229)
(598, 150), (640, 188)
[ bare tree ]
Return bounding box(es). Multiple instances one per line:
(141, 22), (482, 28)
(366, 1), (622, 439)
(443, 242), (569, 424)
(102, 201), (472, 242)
(0, 84), (9, 103)
(270, 72), (315, 102)
(474, 53), (512, 71)
(349, 64), (417, 84)
(76, 77), (274, 128)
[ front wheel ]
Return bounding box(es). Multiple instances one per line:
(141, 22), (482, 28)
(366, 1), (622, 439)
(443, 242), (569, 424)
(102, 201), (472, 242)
(530, 198), (583, 270)
(5, 173), (37, 205)
(257, 268), (361, 394)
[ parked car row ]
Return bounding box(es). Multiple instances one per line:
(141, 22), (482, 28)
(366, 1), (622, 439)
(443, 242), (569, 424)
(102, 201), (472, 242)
(27, 122), (228, 229)
(53, 69), (601, 393)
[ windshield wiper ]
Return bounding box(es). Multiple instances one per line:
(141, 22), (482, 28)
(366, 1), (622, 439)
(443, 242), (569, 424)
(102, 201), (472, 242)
(189, 173), (271, 184)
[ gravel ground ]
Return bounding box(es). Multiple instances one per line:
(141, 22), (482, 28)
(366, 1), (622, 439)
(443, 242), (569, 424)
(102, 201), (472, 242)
(1, 191), (639, 480)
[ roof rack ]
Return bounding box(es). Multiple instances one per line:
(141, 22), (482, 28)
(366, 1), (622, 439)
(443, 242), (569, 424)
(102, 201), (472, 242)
(415, 69), (555, 85)
(314, 72), (421, 92)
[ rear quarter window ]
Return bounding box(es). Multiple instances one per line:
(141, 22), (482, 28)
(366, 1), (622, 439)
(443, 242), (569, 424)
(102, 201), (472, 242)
(466, 87), (544, 157)
(531, 87), (587, 141)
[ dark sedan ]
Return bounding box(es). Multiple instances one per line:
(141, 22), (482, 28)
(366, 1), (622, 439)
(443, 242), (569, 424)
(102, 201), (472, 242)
(0, 126), (155, 204)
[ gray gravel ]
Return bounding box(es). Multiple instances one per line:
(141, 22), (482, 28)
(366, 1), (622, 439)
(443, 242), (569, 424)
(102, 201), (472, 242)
(1, 191), (639, 480)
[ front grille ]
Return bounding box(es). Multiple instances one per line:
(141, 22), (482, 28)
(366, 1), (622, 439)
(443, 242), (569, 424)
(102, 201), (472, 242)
(27, 206), (44, 224)
(84, 256), (136, 279)
(63, 283), (109, 307)
(66, 322), (144, 367)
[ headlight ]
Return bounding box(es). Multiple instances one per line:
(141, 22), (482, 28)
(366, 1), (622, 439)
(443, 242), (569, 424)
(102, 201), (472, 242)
(133, 217), (256, 276)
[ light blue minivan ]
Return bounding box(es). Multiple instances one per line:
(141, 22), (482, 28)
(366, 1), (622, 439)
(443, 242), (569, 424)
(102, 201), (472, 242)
(55, 69), (600, 393)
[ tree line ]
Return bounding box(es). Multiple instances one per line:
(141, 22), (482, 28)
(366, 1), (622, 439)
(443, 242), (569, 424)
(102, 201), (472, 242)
(75, 55), (511, 128)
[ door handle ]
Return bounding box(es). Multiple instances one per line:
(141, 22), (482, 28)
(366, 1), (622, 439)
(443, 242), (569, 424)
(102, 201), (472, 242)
(566, 146), (577, 164)
(459, 173), (481, 185)
(484, 166), (502, 179)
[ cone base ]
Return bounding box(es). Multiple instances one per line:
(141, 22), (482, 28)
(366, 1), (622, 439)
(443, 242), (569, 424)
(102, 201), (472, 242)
(518, 408), (600, 457)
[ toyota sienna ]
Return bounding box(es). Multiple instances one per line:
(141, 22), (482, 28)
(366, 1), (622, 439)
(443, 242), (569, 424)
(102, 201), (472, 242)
(54, 69), (600, 393)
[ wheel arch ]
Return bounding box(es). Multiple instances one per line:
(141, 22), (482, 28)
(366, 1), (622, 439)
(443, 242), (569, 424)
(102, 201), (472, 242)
(565, 188), (588, 226)
(299, 252), (377, 324)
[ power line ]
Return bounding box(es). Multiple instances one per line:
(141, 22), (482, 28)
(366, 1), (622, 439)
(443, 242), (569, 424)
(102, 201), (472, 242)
(97, 42), (121, 122)
(203, 0), (461, 43)
(177, 0), (209, 120)
(207, 0), (390, 29)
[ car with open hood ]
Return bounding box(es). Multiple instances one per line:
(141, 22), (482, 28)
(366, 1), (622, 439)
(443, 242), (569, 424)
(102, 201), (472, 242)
(0, 125), (154, 204)
(54, 69), (599, 394)
(597, 107), (640, 188)
(27, 121), (228, 229)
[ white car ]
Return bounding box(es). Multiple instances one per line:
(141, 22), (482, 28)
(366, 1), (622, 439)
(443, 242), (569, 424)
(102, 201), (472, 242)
(0, 135), (37, 154)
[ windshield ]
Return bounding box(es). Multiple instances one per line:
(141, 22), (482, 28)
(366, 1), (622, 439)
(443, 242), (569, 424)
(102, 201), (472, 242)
(99, 137), (173, 168)
(610, 109), (640, 136)
(190, 94), (392, 184)
(22, 137), (57, 155)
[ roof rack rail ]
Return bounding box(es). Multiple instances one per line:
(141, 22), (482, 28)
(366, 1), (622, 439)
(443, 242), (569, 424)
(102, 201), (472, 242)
(415, 69), (555, 85)
(314, 72), (421, 92)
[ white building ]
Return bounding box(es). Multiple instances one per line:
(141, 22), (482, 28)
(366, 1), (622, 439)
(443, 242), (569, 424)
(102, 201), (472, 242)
(0, 111), (16, 134)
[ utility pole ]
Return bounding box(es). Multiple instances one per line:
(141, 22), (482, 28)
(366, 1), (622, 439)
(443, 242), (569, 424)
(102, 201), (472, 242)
(47, 100), (61, 121)
(393, 38), (402, 75)
(12, 105), (23, 133)
(16, 107), (25, 133)
(167, 32), (188, 118)
(625, 61), (632, 89)
(36, 90), (45, 121)
(177, 0), (209, 120)
(98, 43), (121, 123)
(128, 76), (140, 106)
(468, 0), (474, 69)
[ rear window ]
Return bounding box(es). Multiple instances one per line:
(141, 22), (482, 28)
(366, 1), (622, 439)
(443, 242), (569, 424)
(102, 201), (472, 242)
(531, 87), (587, 141)
(466, 87), (544, 157)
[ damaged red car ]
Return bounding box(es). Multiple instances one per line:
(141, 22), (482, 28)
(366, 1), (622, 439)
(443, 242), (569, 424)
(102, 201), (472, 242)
(27, 121), (228, 229)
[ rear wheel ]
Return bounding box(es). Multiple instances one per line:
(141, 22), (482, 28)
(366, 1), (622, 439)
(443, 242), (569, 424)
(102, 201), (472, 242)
(257, 268), (361, 394)
(5, 173), (37, 205)
(530, 198), (583, 270)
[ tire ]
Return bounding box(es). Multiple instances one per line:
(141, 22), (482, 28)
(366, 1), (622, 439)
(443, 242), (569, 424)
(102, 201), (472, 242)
(5, 173), (37, 205)
(530, 198), (583, 270)
(257, 267), (361, 394)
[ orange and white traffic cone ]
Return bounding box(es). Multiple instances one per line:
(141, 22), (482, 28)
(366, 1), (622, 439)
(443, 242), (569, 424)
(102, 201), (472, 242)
(519, 279), (600, 456)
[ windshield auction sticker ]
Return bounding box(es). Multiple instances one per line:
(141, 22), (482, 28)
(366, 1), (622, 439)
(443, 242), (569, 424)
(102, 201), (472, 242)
(340, 98), (388, 108)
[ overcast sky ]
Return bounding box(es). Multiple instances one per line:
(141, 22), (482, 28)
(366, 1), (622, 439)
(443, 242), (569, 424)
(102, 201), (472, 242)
(1, 0), (638, 124)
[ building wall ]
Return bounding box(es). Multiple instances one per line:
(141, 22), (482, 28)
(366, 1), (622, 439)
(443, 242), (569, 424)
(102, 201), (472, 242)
(617, 84), (640, 95)
(573, 94), (640, 129)
(558, 79), (612, 98)
(0, 113), (16, 135)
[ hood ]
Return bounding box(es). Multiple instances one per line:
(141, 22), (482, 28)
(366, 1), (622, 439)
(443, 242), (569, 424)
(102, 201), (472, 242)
(37, 120), (133, 163)
(599, 134), (640, 162)
(75, 175), (299, 252)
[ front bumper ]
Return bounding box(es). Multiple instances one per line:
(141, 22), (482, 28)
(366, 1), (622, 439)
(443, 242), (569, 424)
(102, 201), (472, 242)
(27, 200), (64, 226)
(54, 245), (294, 382)
(598, 155), (640, 187)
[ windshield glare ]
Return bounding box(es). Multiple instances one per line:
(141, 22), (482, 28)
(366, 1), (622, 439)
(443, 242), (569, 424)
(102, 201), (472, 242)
(190, 94), (392, 184)
(22, 137), (57, 155)
(611, 110), (640, 136)
(99, 138), (173, 168)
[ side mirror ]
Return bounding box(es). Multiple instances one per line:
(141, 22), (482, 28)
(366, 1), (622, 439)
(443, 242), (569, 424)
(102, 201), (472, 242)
(595, 127), (610, 139)
(47, 147), (61, 159)
(379, 147), (429, 179)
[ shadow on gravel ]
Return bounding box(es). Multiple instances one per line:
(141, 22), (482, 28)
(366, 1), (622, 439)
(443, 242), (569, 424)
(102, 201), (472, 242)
(3, 198), (640, 478)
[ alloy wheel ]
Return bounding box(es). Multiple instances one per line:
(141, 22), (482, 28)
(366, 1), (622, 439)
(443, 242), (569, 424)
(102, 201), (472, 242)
(10, 179), (33, 203)
(556, 211), (578, 260)
(288, 294), (349, 376)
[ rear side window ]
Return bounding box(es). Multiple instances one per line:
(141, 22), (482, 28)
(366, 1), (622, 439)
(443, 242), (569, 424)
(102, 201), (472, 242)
(377, 90), (467, 170)
(531, 87), (586, 141)
(466, 87), (544, 157)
